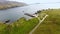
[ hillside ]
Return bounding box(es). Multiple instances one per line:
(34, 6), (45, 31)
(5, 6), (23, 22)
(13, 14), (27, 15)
(0, 9), (60, 34)
(0, 1), (28, 10)
(0, 17), (39, 34)
(33, 9), (60, 34)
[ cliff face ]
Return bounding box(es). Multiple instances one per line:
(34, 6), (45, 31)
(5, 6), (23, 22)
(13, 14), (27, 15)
(0, 1), (28, 10)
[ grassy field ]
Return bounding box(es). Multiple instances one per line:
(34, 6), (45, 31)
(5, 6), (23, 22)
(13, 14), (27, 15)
(0, 17), (39, 34)
(0, 9), (60, 34)
(33, 9), (60, 34)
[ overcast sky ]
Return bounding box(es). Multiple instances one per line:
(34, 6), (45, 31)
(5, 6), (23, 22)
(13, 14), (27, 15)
(8, 0), (60, 4)
(0, 0), (60, 4)
(0, 0), (60, 9)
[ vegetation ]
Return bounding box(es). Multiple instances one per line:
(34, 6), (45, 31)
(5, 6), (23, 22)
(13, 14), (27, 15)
(0, 5), (18, 10)
(0, 4), (26, 10)
(33, 9), (60, 34)
(0, 17), (39, 34)
(0, 1), (28, 10)
(0, 9), (60, 34)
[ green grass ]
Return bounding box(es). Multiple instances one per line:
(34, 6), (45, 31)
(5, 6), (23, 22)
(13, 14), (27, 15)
(0, 9), (60, 34)
(10, 17), (39, 34)
(0, 17), (39, 34)
(33, 9), (60, 34)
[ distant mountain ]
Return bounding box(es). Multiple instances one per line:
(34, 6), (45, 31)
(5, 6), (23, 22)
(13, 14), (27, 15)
(0, 1), (28, 10)
(0, 0), (6, 2)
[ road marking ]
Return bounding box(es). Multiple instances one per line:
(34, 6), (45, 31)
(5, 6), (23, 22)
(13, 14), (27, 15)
(29, 15), (48, 34)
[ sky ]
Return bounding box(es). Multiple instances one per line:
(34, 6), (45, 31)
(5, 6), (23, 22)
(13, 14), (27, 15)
(8, 0), (60, 4)
(0, 0), (60, 8)
(0, 0), (60, 4)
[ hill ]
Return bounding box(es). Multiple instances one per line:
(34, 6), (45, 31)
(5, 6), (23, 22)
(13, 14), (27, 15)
(33, 9), (60, 34)
(0, 9), (60, 34)
(0, 1), (28, 10)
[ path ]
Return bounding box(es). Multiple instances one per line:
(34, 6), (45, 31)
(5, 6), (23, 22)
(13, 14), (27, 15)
(29, 15), (48, 34)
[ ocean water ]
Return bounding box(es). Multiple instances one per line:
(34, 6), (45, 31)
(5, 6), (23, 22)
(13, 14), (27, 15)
(0, 3), (60, 23)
